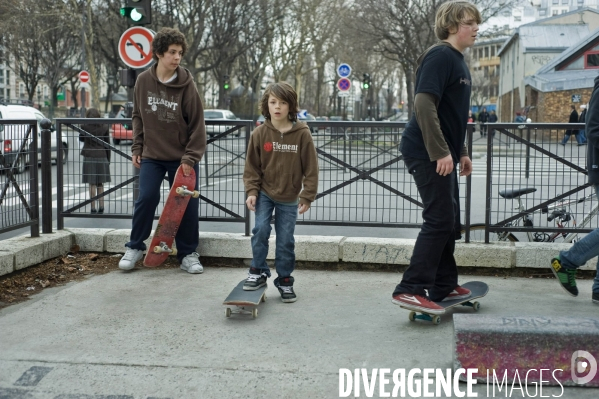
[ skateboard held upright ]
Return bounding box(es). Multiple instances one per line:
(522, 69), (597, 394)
(223, 280), (267, 318)
(395, 281), (489, 325)
(143, 166), (199, 267)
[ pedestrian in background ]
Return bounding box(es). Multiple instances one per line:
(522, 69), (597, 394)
(391, 1), (480, 314)
(550, 76), (599, 305)
(514, 111), (525, 123)
(560, 104), (582, 145)
(578, 104), (587, 145)
(478, 107), (489, 137)
(242, 82), (319, 303)
(118, 27), (207, 273)
(80, 108), (111, 214)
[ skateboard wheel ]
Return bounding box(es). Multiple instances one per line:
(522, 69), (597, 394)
(153, 246), (162, 253)
(408, 311), (416, 322)
(261, 295), (266, 303)
(171, 248), (177, 256)
(192, 191), (200, 198)
(252, 308), (258, 318)
(225, 308), (232, 317)
(432, 315), (441, 325)
(473, 301), (480, 311)
(176, 187), (184, 195)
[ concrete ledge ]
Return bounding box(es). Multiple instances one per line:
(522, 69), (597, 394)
(0, 229), (594, 277)
(515, 242), (597, 270)
(66, 228), (116, 252)
(8, 231), (73, 272)
(455, 242), (514, 268)
(454, 314), (599, 387)
(341, 237), (413, 264)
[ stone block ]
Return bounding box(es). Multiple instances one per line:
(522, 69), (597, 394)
(198, 232), (252, 259)
(66, 228), (115, 252)
(105, 229), (152, 253)
(455, 242), (514, 268)
(8, 231), (74, 271)
(454, 314), (599, 387)
(0, 251), (14, 277)
(295, 235), (343, 262)
(341, 237), (413, 264)
(516, 242), (597, 271)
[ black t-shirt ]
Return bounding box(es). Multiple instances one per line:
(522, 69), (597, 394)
(400, 45), (471, 162)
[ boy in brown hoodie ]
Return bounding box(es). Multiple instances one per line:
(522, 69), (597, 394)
(242, 82), (319, 302)
(118, 28), (207, 273)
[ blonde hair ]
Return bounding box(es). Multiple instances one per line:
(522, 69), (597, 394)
(435, 1), (482, 40)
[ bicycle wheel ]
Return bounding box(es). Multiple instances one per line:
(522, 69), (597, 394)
(459, 224), (518, 242)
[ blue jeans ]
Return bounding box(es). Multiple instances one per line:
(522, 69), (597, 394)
(392, 157), (459, 301)
(126, 159), (200, 263)
(561, 130), (584, 144)
(579, 129), (587, 143)
(559, 185), (599, 293)
(250, 193), (297, 283)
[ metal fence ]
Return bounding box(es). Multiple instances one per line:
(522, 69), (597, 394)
(5, 118), (598, 244)
(0, 119), (40, 236)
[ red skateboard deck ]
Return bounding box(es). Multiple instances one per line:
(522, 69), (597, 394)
(143, 166), (199, 267)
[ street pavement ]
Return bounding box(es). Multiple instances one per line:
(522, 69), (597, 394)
(0, 266), (597, 398)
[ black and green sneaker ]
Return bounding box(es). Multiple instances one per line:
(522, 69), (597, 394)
(550, 257), (578, 297)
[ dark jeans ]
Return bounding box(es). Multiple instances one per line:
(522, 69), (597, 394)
(393, 157), (459, 301)
(126, 159), (200, 263)
(561, 130), (583, 144)
(250, 192), (298, 282)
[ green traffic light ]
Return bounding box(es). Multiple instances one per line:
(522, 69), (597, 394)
(224, 84), (230, 90)
(363, 83), (370, 89)
(131, 8), (143, 22)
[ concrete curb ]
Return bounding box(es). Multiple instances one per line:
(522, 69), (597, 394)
(0, 229), (595, 277)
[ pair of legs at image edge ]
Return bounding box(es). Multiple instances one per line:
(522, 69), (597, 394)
(118, 159), (203, 274)
(244, 193), (298, 303)
(391, 157), (471, 315)
(550, 185), (599, 304)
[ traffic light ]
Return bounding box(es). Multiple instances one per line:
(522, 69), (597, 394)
(362, 73), (371, 89)
(120, 0), (152, 25)
(223, 75), (230, 90)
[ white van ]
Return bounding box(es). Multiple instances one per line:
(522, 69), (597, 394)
(0, 103), (68, 173)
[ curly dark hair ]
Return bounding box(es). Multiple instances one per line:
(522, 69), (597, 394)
(259, 82), (299, 122)
(152, 28), (188, 61)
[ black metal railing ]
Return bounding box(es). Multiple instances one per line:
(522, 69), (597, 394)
(0, 119), (40, 236)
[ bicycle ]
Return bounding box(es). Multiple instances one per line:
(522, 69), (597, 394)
(461, 187), (598, 243)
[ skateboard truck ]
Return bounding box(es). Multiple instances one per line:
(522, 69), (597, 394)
(153, 241), (178, 255)
(175, 185), (200, 198)
(225, 301), (265, 319)
(408, 301), (481, 325)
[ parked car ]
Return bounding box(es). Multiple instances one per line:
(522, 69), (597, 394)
(298, 112), (317, 134)
(256, 114), (265, 127)
(0, 103), (68, 174)
(315, 116), (329, 134)
(110, 123), (133, 145)
(204, 109), (240, 137)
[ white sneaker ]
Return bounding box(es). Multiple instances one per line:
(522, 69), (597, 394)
(180, 252), (203, 274)
(119, 248), (144, 270)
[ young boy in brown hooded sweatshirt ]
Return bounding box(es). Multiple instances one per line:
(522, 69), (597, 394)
(118, 27), (207, 273)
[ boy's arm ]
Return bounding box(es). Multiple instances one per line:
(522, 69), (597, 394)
(131, 82), (143, 158)
(243, 131), (262, 197)
(181, 85), (207, 167)
(298, 134), (319, 206)
(414, 92), (451, 161)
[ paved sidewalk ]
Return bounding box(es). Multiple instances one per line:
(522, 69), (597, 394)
(0, 267), (597, 398)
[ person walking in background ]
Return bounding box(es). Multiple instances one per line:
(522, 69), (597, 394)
(391, 1), (479, 314)
(560, 104), (582, 145)
(514, 111), (525, 123)
(550, 76), (599, 305)
(80, 108), (111, 214)
(468, 109), (475, 123)
(478, 107), (489, 137)
(242, 82), (319, 303)
(118, 27), (207, 273)
(578, 104), (587, 145)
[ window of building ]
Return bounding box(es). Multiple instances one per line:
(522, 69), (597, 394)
(6, 89), (10, 100)
(491, 46), (496, 57)
(552, 0), (559, 4)
(0, 88), (3, 98)
(561, 9), (567, 13)
(485, 47), (489, 58)
(562, 0), (569, 4)
(539, 9), (547, 16)
(6, 69), (9, 81)
(553, 10), (559, 15)
(19, 83), (25, 98)
(0, 69), (3, 85)
(44, 86), (48, 99)
(514, 16), (521, 21)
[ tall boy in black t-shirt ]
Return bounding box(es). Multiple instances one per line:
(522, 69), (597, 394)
(392, 1), (482, 314)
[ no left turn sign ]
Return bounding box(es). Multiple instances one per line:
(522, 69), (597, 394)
(118, 27), (155, 69)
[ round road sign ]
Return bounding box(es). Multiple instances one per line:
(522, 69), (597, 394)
(337, 63), (352, 78)
(337, 78), (351, 92)
(118, 27), (155, 69)
(79, 71), (90, 84)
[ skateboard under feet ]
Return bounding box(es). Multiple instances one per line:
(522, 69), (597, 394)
(223, 280), (267, 318)
(396, 281), (489, 325)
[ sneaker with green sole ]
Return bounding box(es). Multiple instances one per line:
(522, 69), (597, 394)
(550, 257), (578, 297)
